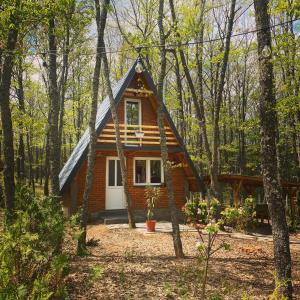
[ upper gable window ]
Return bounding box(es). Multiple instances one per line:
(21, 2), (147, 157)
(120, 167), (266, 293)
(125, 99), (141, 146)
(125, 100), (141, 125)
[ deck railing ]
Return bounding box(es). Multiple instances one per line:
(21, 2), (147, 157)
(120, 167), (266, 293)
(98, 123), (178, 146)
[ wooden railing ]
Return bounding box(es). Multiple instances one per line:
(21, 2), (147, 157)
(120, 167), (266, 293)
(98, 123), (178, 146)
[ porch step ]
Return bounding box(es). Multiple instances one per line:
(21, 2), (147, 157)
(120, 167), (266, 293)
(103, 215), (145, 225)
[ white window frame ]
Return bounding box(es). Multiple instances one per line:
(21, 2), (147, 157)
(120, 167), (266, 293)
(133, 157), (164, 186)
(106, 156), (123, 187)
(124, 98), (142, 146)
(124, 98), (142, 127)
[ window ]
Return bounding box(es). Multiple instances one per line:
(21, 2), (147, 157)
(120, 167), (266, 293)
(108, 159), (122, 187)
(126, 101), (140, 125)
(134, 158), (163, 185)
(125, 99), (141, 146)
(150, 160), (161, 183)
(135, 160), (146, 184)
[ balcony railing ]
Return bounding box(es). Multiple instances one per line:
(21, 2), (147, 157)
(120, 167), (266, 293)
(98, 123), (178, 146)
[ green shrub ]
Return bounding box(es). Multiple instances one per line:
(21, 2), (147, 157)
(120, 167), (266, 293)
(220, 196), (256, 231)
(0, 186), (69, 299)
(183, 195), (220, 224)
(145, 186), (160, 220)
(182, 195), (228, 298)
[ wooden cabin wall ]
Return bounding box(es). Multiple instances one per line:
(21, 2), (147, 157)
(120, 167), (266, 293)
(62, 151), (191, 214)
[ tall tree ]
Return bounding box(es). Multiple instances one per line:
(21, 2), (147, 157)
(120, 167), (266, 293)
(16, 57), (26, 183)
(77, 0), (109, 254)
(157, 0), (184, 258)
(169, 0), (236, 199)
(254, 0), (292, 298)
(48, 13), (61, 196)
(210, 0), (236, 198)
(100, 3), (136, 229)
(0, 0), (21, 214)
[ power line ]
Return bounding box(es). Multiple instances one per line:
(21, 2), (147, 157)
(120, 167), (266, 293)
(234, 2), (253, 23)
(4, 16), (299, 57)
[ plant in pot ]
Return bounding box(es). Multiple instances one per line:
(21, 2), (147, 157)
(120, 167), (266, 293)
(145, 186), (160, 232)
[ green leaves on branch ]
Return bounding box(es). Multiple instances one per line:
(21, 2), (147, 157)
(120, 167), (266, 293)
(0, 186), (69, 299)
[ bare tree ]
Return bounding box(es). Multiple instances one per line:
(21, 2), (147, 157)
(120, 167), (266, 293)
(0, 0), (20, 214)
(77, 0), (109, 254)
(210, 0), (236, 198)
(100, 10), (136, 229)
(254, 0), (292, 298)
(169, 0), (236, 199)
(48, 15), (61, 196)
(157, 0), (184, 258)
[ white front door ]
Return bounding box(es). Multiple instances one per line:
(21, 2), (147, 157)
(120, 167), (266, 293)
(106, 157), (125, 210)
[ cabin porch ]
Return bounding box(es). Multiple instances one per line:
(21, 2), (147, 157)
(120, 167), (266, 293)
(203, 174), (300, 223)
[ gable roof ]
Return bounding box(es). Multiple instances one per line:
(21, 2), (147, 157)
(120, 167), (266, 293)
(59, 58), (206, 194)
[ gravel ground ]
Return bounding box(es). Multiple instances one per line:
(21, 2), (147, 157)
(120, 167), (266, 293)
(65, 223), (300, 300)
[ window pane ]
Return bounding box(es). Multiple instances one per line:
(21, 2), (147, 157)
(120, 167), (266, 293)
(116, 160), (122, 186)
(150, 160), (161, 183)
(135, 160), (146, 183)
(126, 101), (139, 125)
(108, 160), (115, 186)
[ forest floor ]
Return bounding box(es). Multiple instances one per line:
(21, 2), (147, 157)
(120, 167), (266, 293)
(65, 222), (300, 300)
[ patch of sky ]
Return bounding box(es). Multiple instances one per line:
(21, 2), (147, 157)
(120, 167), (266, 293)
(293, 20), (300, 35)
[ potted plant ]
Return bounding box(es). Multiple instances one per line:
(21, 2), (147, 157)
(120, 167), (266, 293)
(145, 186), (160, 232)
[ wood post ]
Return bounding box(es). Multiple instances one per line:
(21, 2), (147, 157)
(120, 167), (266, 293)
(232, 179), (243, 208)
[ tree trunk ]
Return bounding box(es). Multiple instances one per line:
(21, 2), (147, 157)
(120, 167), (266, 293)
(26, 133), (35, 194)
(158, 0), (184, 258)
(77, 0), (109, 254)
(58, 2), (74, 168)
(100, 19), (136, 229)
(172, 50), (185, 140)
(0, 3), (20, 213)
(254, 0), (293, 298)
(44, 133), (50, 196)
(169, 0), (211, 195)
(16, 58), (26, 183)
(48, 16), (61, 196)
(211, 0), (236, 199)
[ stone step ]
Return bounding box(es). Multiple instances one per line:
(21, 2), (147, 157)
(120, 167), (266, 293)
(104, 215), (145, 225)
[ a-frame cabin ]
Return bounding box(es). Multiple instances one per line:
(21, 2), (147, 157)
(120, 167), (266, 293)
(59, 58), (205, 219)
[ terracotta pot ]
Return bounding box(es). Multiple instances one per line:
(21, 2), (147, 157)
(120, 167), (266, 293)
(146, 220), (156, 232)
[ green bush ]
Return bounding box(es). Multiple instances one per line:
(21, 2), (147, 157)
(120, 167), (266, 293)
(145, 186), (160, 220)
(183, 195), (220, 224)
(220, 197), (256, 231)
(0, 186), (69, 299)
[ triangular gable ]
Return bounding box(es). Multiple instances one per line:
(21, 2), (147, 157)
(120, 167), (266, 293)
(59, 61), (138, 191)
(141, 62), (206, 194)
(59, 58), (205, 194)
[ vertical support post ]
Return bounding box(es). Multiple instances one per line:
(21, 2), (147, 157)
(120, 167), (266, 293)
(232, 179), (243, 208)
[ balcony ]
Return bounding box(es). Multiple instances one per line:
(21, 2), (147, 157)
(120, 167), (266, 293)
(98, 123), (178, 146)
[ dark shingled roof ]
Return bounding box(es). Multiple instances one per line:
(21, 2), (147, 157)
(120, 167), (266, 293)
(59, 58), (206, 194)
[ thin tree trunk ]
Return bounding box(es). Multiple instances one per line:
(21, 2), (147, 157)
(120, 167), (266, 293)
(26, 133), (35, 194)
(211, 0), (236, 199)
(254, 0), (293, 298)
(58, 2), (74, 168)
(158, 0), (184, 258)
(0, 1), (20, 213)
(48, 16), (61, 196)
(169, 0), (211, 194)
(172, 50), (185, 140)
(44, 133), (50, 196)
(16, 58), (26, 183)
(100, 14), (136, 229)
(77, 0), (110, 254)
